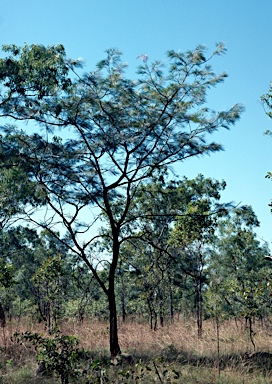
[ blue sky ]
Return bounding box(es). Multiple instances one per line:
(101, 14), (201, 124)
(1, 0), (272, 245)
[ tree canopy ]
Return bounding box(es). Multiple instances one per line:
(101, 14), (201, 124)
(0, 43), (243, 356)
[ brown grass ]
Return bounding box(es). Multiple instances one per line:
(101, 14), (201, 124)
(1, 316), (272, 383)
(55, 316), (272, 358)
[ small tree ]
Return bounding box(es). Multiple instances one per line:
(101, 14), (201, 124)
(15, 329), (89, 384)
(169, 176), (227, 337)
(31, 254), (65, 331)
(0, 43), (242, 356)
(207, 207), (270, 349)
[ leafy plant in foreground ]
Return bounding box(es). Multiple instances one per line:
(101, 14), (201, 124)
(13, 329), (90, 384)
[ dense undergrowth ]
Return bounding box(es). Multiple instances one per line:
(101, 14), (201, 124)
(1, 317), (272, 383)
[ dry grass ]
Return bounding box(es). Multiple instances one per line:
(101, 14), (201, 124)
(1, 316), (272, 383)
(56, 316), (272, 358)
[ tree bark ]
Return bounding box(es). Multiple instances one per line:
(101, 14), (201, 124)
(108, 278), (121, 357)
(108, 237), (121, 357)
(121, 291), (126, 323)
(195, 278), (203, 339)
(0, 301), (6, 328)
(168, 272), (174, 322)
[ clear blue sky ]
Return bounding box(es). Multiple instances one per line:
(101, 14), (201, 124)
(1, 0), (272, 245)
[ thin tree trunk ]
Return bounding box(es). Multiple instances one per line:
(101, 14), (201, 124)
(121, 295), (126, 323)
(197, 282), (203, 339)
(216, 315), (220, 377)
(249, 317), (256, 351)
(0, 301), (6, 328)
(168, 272), (174, 322)
(154, 314), (158, 331)
(160, 313), (164, 327)
(148, 300), (153, 330)
(121, 277), (126, 323)
(46, 301), (51, 333)
(195, 248), (204, 339)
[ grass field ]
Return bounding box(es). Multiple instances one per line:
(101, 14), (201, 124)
(1, 317), (272, 383)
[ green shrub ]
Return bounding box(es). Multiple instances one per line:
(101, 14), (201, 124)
(13, 329), (90, 384)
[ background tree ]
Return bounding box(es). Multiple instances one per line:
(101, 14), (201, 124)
(261, 84), (272, 121)
(0, 227), (70, 321)
(0, 43), (243, 356)
(168, 176), (227, 337)
(206, 207), (271, 349)
(262, 84), (272, 213)
(31, 254), (66, 332)
(116, 175), (228, 330)
(67, 261), (107, 323)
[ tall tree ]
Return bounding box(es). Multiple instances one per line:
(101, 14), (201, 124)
(0, 43), (242, 356)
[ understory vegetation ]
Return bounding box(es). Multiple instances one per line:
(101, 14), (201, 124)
(1, 317), (272, 383)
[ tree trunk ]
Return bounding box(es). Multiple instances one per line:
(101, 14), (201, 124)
(108, 238), (121, 357)
(121, 292), (126, 323)
(160, 313), (164, 328)
(120, 275), (126, 323)
(248, 316), (256, 351)
(108, 284), (121, 357)
(197, 296), (203, 339)
(195, 279), (203, 339)
(196, 251), (204, 339)
(168, 272), (174, 322)
(0, 302), (6, 328)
